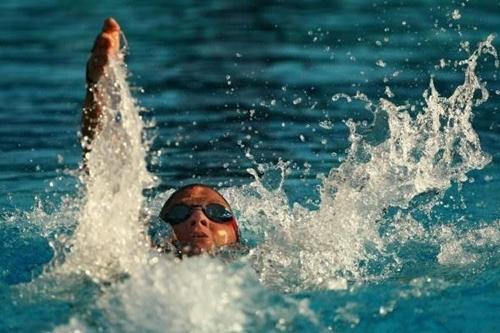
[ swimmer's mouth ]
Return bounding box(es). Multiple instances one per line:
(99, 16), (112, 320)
(191, 232), (209, 239)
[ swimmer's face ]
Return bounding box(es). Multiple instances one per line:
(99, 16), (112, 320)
(162, 186), (238, 256)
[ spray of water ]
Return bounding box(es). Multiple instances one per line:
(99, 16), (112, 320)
(99, 256), (249, 333)
(228, 35), (498, 292)
(58, 55), (156, 281)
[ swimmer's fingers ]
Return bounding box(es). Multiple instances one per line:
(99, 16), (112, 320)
(99, 17), (121, 54)
(86, 18), (121, 84)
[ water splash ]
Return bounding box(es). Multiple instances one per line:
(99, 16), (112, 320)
(436, 220), (500, 266)
(228, 36), (498, 292)
(58, 54), (156, 281)
(99, 256), (249, 333)
(47, 255), (320, 333)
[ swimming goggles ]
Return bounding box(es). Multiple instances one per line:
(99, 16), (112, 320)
(160, 203), (234, 225)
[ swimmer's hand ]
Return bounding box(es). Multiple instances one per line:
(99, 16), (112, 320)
(86, 17), (121, 84)
(81, 18), (122, 159)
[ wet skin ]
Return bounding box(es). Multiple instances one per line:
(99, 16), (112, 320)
(163, 186), (238, 256)
(82, 17), (121, 157)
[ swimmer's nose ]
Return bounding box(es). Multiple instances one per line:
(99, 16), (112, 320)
(189, 208), (208, 228)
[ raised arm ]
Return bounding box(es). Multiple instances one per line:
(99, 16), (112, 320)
(81, 18), (121, 158)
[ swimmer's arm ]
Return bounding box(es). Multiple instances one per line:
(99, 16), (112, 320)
(80, 18), (121, 158)
(81, 81), (104, 157)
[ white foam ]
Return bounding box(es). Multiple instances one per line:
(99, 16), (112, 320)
(99, 256), (247, 332)
(95, 255), (318, 332)
(436, 221), (500, 265)
(51, 318), (90, 333)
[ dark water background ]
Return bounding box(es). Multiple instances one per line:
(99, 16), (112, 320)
(0, 0), (499, 332)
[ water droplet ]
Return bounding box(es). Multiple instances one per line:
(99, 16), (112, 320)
(451, 9), (461, 20)
(385, 86), (395, 98)
(376, 59), (386, 67)
(319, 120), (333, 129)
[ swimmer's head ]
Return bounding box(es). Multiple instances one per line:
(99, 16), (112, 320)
(159, 184), (239, 256)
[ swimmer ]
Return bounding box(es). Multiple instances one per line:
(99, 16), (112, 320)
(159, 184), (239, 256)
(82, 18), (240, 256)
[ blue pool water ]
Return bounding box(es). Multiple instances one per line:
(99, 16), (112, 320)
(1, 1), (499, 332)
